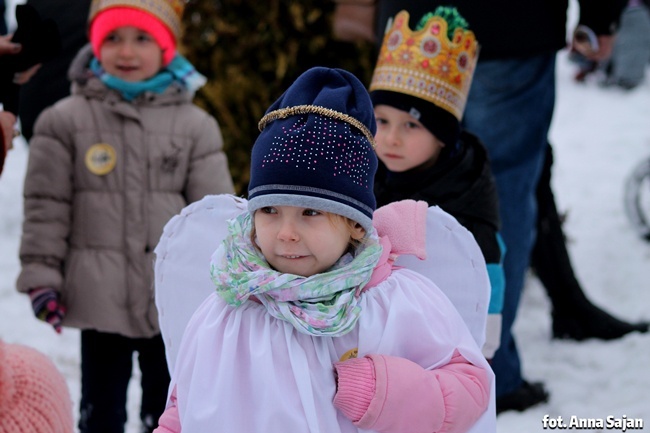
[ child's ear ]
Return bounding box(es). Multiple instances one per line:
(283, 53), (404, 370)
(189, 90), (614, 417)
(351, 223), (365, 240)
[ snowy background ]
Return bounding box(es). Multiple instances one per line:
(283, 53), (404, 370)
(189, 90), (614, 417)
(2, 1), (649, 432)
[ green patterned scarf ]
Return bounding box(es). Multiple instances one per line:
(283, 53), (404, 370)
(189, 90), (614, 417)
(210, 213), (382, 336)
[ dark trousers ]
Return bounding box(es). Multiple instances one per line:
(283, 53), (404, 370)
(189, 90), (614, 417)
(530, 144), (586, 313)
(79, 330), (170, 433)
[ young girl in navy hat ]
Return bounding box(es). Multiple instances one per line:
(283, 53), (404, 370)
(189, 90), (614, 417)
(154, 66), (495, 433)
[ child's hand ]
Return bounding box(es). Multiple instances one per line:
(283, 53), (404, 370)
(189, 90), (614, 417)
(333, 357), (376, 423)
(28, 287), (66, 333)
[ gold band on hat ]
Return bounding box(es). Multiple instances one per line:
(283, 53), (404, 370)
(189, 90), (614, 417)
(258, 105), (376, 148)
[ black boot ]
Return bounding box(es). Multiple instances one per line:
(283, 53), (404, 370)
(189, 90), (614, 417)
(551, 301), (649, 341)
(496, 381), (549, 414)
(532, 145), (649, 341)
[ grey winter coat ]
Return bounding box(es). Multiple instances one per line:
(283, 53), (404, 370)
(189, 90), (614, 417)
(17, 45), (235, 338)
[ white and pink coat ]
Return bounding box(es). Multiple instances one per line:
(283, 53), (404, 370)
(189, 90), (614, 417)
(153, 195), (496, 433)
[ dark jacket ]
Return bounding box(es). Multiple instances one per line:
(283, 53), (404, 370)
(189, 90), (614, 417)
(0, 0), (6, 35)
(376, 0), (627, 60)
(375, 130), (501, 265)
(18, 0), (92, 140)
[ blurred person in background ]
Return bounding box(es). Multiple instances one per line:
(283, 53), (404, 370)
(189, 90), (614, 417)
(0, 339), (75, 433)
(17, 0), (91, 141)
(1, 22), (42, 176)
(1, 0), (6, 35)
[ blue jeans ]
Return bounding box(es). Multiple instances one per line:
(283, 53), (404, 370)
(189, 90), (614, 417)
(462, 53), (556, 397)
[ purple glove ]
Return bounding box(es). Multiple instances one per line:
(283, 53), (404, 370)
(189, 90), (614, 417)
(28, 287), (66, 333)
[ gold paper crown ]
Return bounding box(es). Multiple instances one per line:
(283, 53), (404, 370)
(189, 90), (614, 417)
(369, 10), (479, 120)
(89, 0), (185, 39)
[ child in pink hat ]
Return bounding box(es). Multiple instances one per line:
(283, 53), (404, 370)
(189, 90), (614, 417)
(0, 339), (74, 433)
(16, 1), (235, 432)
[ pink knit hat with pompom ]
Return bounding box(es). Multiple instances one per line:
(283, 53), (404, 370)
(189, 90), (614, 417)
(89, 6), (177, 66)
(0, 340), (74, 433)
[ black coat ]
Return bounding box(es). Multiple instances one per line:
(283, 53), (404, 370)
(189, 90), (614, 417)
(17, 0), (91, 140)
(376, 0), (627, 60)
(0, 0), (6, 35)
(374, 131), (501, 265)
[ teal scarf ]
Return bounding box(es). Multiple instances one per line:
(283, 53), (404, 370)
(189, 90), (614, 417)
(90, 54), (207, 101)
(210, 213), (383, 337)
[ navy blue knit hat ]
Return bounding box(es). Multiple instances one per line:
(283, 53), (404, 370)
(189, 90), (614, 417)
(248, 67), (378, 233)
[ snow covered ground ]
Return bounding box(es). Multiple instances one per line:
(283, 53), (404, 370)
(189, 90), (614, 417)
(2, 2), (650, 432)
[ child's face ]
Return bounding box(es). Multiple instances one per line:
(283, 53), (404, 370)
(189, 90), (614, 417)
(253, 206), (364, 277)
(374, 104), (446, 172)
(100, 26), (163, 82)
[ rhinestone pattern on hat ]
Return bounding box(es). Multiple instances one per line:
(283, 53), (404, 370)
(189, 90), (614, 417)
(260, 116), (374, 188)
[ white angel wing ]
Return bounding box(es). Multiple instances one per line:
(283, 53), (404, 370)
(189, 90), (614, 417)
(154, 194), (248, 371)
(155, 197), (489, 371)
(394, 205), (490, 349)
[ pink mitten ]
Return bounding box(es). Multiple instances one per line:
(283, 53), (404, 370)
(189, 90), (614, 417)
(372, 199), (428, 259)
(333, 356), (376, 423)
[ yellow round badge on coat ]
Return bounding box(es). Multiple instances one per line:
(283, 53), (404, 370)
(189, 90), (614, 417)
(85, 143), (117, 176)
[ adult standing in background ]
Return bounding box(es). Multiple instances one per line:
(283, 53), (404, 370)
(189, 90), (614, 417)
(1, 0), (6, 35)
(1, 26), (18, 177)
(376, 0), (626, 413)
(1, 22), (41, 176)
(1, 34), (21, 167)
(17, 0), (91, 140)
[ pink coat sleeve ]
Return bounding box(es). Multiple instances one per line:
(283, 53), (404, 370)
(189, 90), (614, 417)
(333, 350), (489, 433)
(153, 387), (181, 433)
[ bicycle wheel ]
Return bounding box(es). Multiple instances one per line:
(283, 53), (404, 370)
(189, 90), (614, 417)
(624, 156), (650, 240)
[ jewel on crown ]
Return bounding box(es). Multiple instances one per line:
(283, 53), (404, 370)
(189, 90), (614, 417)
(369, 10), (479, 120)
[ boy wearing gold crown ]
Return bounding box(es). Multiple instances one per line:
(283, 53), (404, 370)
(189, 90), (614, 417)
(370, 7), (505, 360)
(16, 0), (235, 431)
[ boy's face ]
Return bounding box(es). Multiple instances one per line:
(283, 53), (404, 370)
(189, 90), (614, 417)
(100, 26), (163, 82)
(374, 104), (446, 172)
(253, 206), (364, 277)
